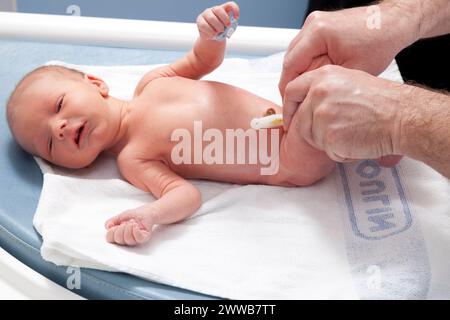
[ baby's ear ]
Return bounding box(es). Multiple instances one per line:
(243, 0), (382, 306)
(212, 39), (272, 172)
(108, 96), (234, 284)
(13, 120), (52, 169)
(84, 74), (109, 97)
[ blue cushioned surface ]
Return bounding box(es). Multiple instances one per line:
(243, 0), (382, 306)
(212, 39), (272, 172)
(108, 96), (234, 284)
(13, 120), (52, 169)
(0, 40), (256, 299)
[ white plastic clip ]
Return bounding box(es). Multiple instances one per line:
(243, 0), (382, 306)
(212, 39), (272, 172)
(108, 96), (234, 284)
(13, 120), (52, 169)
(213, 11), (238, 41)
(251, 114), (284, 129)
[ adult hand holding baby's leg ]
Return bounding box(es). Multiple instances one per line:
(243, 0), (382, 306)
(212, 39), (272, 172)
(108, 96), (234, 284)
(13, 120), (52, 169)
(105, 205), (155, 246)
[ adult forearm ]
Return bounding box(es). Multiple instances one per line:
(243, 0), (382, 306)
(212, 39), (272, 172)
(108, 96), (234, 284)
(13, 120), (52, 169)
(382, 0), (450, 41)
(398, 85), (450, 178)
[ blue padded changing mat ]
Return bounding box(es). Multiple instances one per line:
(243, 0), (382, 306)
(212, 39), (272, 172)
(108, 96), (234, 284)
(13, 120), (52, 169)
(0, 40), (255, 299)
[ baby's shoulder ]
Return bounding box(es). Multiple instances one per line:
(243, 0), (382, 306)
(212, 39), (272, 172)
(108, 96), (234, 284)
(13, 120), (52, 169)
(116, 148), (143, 171)
(116, 151), (168, 191)
(134, 67), (176, 98)
(116, 147), (161, 175)
(116, 151), (146, 185)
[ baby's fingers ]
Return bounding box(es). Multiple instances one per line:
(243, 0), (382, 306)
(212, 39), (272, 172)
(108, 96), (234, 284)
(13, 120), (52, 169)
(212, 6), (231, 27)
(222, 1), (240, 19)
(197, 15), (215, 38)
(106, 221), (145, 246)
(106, 226), (117, 243)
(133, 224), (151, 244)
(124, 221), (138, 246)
(203, 8), (225, 33)
(105, 211), (135, 229)
(113, 223), (127, 245)
(106, 225), (127, 245)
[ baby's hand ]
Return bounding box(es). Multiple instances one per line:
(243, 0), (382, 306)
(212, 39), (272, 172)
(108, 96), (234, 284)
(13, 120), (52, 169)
(105, 209), (154, 246)
(196, 1), (240, 40)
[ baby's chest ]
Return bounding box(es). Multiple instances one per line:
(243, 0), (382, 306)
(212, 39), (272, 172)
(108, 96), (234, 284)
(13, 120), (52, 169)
(125, 104), (192, 162)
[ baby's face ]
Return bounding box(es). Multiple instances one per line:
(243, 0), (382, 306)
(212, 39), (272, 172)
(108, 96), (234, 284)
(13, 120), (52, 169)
(13, 73), (115, 168)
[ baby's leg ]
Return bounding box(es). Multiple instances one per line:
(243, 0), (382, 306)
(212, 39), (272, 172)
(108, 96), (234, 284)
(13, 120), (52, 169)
(277, 115), (336, 186)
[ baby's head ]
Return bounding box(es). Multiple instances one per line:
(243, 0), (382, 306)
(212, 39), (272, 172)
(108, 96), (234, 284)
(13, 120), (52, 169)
(6, 65), (118, 169)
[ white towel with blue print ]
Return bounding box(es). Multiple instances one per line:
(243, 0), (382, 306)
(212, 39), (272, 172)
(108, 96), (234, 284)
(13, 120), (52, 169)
(33, 53), (450, 299)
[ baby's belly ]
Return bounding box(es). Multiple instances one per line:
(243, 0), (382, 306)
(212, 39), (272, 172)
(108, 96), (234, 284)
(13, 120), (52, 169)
(141, 76), (281, 133)
(139, 77), (284, 183)
(166, 123), (284, 184)
(170, 163), (268, 184)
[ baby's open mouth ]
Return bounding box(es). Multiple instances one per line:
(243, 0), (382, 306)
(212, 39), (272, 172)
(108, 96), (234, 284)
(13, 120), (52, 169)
(75, 124), (85, 146)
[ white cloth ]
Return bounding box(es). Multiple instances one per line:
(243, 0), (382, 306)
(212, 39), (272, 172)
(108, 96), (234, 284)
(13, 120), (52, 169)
(34, 54), (450, 299)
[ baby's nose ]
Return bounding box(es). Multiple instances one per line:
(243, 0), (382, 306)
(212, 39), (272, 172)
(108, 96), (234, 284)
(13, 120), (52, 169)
(53, 119), (69, 140)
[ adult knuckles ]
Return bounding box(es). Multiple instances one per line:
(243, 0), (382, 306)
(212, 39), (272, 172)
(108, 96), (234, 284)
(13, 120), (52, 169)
(284, 80), (299, 98)
(310, 20), (329, 35)
(314, 103), (332, 120)
(317, 64), (340, 75)
(325, 128), (342, 147)
(305, 11), (324, 25)
(282, 54), (295, 72)
(310, 83), (331, 99)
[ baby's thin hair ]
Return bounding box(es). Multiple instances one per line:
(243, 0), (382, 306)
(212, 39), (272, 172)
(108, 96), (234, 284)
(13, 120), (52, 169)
(6, 65), (84, 134)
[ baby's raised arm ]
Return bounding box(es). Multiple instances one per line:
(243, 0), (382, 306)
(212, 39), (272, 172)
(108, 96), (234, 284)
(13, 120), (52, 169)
(105, 160), (201, 246)
(134, 1), (240, 96)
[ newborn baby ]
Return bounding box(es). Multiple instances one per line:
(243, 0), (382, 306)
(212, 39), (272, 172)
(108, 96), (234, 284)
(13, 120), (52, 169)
(6, 2), (335, 246)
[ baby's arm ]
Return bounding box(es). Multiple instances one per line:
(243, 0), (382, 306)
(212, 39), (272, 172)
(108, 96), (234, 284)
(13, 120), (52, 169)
(105, 160), (201, 246)
(134, 1), (239, 96)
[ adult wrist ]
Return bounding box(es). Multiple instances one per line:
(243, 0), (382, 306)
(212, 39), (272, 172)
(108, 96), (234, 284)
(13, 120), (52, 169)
(395, 85), (450, 177)
(392, 85), (418, 157)
(394, 85), (446, 159)
(379, 0), (422, 50)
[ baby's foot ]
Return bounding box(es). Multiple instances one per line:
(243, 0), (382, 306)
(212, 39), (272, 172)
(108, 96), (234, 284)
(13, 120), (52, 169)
(105, 211), (153, 246)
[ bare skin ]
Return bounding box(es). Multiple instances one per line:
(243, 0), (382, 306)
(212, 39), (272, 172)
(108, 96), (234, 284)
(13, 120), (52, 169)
(279, 0), (450, 176)
(283, 65), (450, 178)
(9, 2), (334, 246)
(279, 0), (450, 97)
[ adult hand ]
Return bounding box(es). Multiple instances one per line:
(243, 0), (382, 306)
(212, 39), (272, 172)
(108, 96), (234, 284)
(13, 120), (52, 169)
(279, 5), (418, 97)
(283, 65), (406, 163)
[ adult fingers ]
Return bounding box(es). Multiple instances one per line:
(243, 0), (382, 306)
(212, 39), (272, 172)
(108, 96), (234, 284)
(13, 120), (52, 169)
(279, 31), (327, 97)
(326, 150), (353, 162)
(286, 29), (303, 54)
(377, 155), (403, 167)
(282, 71), (316, 131)
(285, 11), (318, 53)
(295, 94), (318, 149)
(283, 56), (330, 130)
